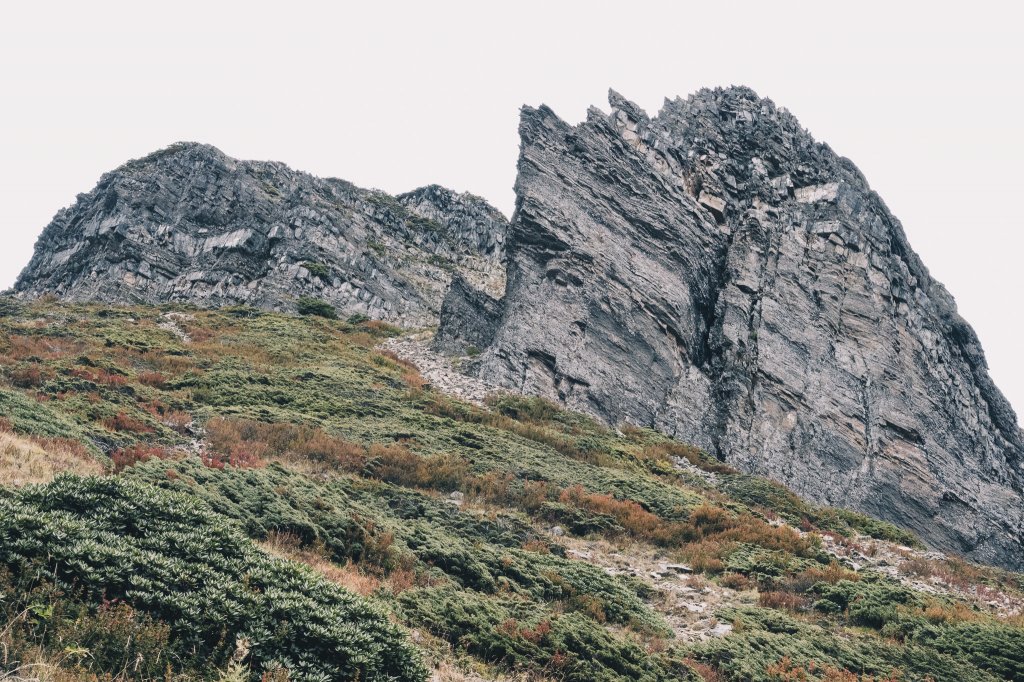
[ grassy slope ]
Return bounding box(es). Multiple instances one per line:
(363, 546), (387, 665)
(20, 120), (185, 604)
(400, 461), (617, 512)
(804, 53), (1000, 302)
(0, 298), (1021, 682)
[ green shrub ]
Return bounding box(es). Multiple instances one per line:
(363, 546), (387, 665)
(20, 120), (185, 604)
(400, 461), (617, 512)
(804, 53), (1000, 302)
(398, 587), (678, 682)
(692, 607), (1001, 682)
(303, 261), (331, 279)
(812, 577), (920, 628)
(0, 296), (22, 317)
(126, 458), (664, 633)
(931, 621), (1024, 680)
(0, 475), (427, 682)
(826, 507), (922, 547)
(725, 543), (816, 583)
(126, 458), (381, 566)
(296, 296), (337, 319)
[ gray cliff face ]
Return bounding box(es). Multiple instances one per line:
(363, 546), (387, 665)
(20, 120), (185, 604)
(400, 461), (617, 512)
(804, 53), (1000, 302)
(439, 87), (1024, 569)
(15, 143), (507, 325)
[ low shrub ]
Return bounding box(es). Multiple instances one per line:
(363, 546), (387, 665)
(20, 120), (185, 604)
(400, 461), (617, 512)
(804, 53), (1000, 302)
(101, 410), (154, 434)
(110, 443), (171, 473)
(0, 475), (427, 681)
(398, 587), (676, 682)
(812, 578), (920, 628)
(9, 364), (50, 388)
(639, 441), (737, 475)
(692, 606), (1000, 682)
(559, 484), (684, 545)
(297, 296), (338, 319)
(137, 370), (168, 388)
(303, 261), (331, 279)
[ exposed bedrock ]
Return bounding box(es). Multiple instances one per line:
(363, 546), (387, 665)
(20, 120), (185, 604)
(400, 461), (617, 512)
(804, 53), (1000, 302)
(438, 87), (1024, 569)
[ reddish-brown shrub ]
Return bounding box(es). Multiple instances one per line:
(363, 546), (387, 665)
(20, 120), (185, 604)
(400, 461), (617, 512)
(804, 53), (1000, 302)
(137, 371), (167, 388)
(363, 320), (400, 334)
(685, 658), (726, 682)
(495, 618), (553, 644)
(374, 349), (418, 372)
(6, 335), (80, 360)
(719, 572), (751, 590)
(142, 351), (194, 375)
(386, 567), (418, 593)
(680, 540), (728, 574)
(520, 619), (552, 643)
(758, 590), (810, 611)
(201, 449), (264, 470)
(402, 369), (428, 390)
(520, 479), (554, 512)
(782, 563), (859, 593)
(365, 444), (469, 491)
(292, 430), (365, 467)
(640, 441), (737, 475)
(111, 444), (170, 473)
(70, 367), (128, 387)
(762, 656), (899, 682)
(205, 417), (366, 470)
(522, 539), (551, 554)
(688, 503), (734, 537)
(142, 400), (192, 434)
(102, 411), (154, 434)
(558, 484), (683, 544)
(10, 365), (48, 388)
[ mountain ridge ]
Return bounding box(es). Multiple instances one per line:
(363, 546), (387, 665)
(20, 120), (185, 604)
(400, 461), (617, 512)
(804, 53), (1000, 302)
(12, 86), (1023, 571)
(14, 141), (508, 325)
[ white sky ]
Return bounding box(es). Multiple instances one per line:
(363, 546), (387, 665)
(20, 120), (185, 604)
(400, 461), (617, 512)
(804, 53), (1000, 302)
(1, 1), (1021, 417)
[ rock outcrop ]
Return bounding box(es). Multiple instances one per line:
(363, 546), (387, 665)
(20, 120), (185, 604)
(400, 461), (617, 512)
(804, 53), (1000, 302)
(438, 87), (1024, 569)
(15, 143), (507, 325)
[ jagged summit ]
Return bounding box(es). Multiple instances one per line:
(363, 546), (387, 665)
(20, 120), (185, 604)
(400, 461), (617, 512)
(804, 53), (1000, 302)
(15, 142), (508, 324)
(438, 88), (1024, 569)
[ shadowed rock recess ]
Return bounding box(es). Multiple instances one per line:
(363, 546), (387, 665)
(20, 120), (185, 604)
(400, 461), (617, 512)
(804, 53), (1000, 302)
(436, 87), (1024, 569)
(15, 143), (507, 325)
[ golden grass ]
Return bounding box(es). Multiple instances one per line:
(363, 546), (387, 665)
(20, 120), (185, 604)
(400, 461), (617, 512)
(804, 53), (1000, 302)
(258, 531), (425, 598)
(0, 430), (102, 486)
(259, 532), (384, 597)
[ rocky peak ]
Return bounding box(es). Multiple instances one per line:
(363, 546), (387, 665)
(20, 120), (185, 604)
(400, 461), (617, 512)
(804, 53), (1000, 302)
(15, 142), (508, 325)
(397, 185), (508, 297)
(438, 87), (1024, 569)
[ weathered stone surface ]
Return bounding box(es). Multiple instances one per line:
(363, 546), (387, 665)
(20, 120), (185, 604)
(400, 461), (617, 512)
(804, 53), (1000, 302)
(438, 87), (1024, 569)
(433, 275), (504, 355)
(15, 143), (507, 326)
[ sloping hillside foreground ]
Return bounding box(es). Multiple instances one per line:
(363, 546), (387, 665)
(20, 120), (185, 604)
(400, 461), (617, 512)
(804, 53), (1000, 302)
(0, 298), (1022, 681)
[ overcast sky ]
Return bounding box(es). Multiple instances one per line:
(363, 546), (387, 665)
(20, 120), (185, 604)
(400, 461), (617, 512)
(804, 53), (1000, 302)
(1, 1), (1021, 416)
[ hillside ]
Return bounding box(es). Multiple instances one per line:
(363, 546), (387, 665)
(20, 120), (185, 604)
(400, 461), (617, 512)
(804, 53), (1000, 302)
(1, 297), (1022, 681)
